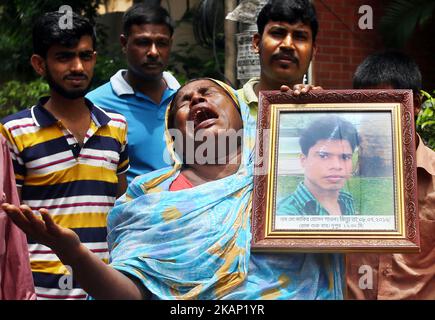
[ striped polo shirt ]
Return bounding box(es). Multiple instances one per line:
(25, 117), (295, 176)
(0, 97), (129, 300)
(277, 182), (356, 216)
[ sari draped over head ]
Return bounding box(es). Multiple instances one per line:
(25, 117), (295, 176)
(107, 79), (344, 300)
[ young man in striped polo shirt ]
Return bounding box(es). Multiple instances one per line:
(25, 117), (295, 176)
(0, 12), (129, 299)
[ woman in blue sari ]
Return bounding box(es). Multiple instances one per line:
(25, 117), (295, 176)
(2, 78), (344, 300)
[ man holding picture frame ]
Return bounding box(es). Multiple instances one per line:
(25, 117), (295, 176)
(238, 0), (346, 299)
(237, 0), (320, 116)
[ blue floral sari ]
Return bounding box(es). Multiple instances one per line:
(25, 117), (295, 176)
(107, 79), (344, 300)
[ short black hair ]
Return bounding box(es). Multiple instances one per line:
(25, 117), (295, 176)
(122, 4), (175, 36)
(33, 11), (96, 58)
(257, 0), (318, 42)
(299, 116), (360, 155)
(353, 51), (422, 94)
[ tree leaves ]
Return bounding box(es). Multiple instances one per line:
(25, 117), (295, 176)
(417, 89), (435, 149)
(0, 79), (49, 118)
(0, 0), (103, 81)
(380, 0), (435, 48)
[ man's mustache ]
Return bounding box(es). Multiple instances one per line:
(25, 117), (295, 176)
(271, 53), (299, 65)
(142, 60), (163, 66)
(64, 73), (88, 80)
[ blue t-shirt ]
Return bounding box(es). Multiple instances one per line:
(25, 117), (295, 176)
(87, 70), (180, 184)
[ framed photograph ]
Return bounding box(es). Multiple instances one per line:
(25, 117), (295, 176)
(251, 90), (420, 252)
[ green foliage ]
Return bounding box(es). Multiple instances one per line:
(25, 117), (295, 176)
(168, 42), (226, 85)
(0, 79), (49, 119)
(380, 0), (435, 48)
(0, 0), (103, 81)
(346, 177), (395, 215)
(417, 90), (435, 149)
(0, 0), (122, 119)
(167, 2), (226, 85)
(92, 54), (125, 89)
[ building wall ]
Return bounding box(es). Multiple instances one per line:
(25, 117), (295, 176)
(405, 17), (435, 92)
(313, 0), (386, 89)
(97, 0), (434, 91)
(313, 0), (435, 91)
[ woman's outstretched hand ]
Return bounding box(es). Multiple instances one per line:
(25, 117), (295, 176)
(2, 203), (146, 299)
(1, 203), (80, 254)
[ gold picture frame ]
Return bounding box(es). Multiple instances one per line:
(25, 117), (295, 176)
(251, 90), (420, 253)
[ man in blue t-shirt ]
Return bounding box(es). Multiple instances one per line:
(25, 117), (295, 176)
(87, 4), (180, 184)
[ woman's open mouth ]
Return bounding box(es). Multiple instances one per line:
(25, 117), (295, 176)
(189, 106), (219, 129)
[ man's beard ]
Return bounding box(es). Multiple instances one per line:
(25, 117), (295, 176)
(45, 68), (92, 100)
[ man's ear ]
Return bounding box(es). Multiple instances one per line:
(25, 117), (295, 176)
(30, 54), (46, 77)
(300, 153), (306, 167)
(311, 43), (317, 61)
(252, 33), (261, 54)
(120, 34), (128, 53)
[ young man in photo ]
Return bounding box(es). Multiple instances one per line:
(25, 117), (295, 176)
(277, 116), (359, 216)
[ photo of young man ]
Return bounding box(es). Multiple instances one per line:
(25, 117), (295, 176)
(277, 115), (360, 216)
